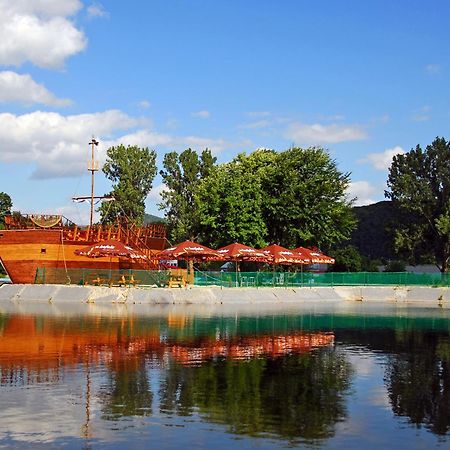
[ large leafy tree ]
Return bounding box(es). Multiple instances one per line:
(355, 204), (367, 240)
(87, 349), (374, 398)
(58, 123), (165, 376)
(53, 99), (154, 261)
(262, 147), (356, 249)
(99, 145), (157, 225)
(195, 151), (272, 248)
(0, 192), (12, 228)
(159, 148), (216, 242)
(196, 147), (355, 250)
(385, 137), (450, 272)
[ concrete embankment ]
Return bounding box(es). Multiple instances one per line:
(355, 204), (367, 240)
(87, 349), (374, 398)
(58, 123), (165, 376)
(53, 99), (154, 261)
(0, 283), (450, 307)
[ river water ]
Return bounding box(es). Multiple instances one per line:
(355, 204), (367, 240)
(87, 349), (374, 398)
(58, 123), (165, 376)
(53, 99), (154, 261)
(0, 302), (449, 449)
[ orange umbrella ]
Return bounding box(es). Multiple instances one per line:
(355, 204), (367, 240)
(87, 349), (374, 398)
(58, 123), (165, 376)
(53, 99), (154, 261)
(294, 246), (335, 264)
(261, 244), (310, 265)
(155, 240), (222, 261)
(75, 239), (147, 260)
(216, 243), (272, 263)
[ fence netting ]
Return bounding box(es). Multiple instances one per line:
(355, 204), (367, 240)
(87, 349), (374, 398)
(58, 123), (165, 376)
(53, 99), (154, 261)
(34, 268), (450, 287)
(35, 267), (170, 287)
(194, 271), (450, 287)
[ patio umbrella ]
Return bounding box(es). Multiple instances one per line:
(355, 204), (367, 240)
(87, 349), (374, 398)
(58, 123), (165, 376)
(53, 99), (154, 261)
(154, 240), (222, 262)
(216, 243), (272, 263)
(75, 239), (147, 260)
(261, 244), (310, 265)
(294, 246), (335, 264)
(216, 242), (272, 286)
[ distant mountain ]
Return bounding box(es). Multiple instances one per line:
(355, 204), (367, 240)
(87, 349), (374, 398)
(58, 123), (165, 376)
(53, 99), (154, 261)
(144, 213), (166, 224)
(348, 201), (397, 260)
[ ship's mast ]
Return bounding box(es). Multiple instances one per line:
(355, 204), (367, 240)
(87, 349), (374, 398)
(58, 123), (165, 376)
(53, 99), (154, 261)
(88, 138), (99, 229)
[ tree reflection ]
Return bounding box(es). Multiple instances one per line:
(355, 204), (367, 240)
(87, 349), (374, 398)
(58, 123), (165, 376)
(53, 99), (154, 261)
(159, 348), (352, 444)
(385, 332), (450, 435)
(101, 358), (153, 420)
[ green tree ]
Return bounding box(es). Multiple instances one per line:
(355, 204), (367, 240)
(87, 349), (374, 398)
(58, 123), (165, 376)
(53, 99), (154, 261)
(263, 147), (356, 248)
(196, 147), (356, 249)
(329, 245), (362, 272)
(159, 148), (216, 242)
(385, 137), (450, 272)
(195, 150), (272, 248)
(0, 192), (12, 229)
(99, 144), (157, 225)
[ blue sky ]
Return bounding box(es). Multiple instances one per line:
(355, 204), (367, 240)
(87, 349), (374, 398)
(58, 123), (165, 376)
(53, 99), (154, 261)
(0, 0), (449, 224)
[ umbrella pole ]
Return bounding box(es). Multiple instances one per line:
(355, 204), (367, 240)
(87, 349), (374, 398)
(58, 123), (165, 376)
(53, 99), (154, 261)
(235, 259), (239, 287)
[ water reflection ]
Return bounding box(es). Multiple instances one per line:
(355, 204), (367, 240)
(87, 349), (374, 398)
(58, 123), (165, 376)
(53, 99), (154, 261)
(0, 304), (450, 448)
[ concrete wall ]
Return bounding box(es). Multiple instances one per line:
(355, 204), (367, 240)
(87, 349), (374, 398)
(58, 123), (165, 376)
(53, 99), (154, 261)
(0, 283), (450, 307)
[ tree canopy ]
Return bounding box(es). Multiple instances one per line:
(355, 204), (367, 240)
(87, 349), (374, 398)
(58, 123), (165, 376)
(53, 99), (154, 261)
(159, 148), (216, 242)
(385, 137), (450, 272)
(99, 144), (157, 225)
(195, 147), (356, 249)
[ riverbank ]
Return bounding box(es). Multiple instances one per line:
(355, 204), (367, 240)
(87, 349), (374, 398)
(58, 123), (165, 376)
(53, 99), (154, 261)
(1, 283), (450, 307)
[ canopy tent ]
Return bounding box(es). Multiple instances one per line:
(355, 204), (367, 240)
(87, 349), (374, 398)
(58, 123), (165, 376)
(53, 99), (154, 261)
(260, 244), (310, 265)
(75, 239), (147, 260)
(294, 247), (335, 264)
(154, 240), (222, 262)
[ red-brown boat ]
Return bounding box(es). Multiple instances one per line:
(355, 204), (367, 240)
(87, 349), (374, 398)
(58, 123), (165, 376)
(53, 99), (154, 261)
(0, 139), (167, 284)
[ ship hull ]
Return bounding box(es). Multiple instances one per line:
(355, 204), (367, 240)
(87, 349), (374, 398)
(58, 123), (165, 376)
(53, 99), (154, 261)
(0, 229), (164, 284)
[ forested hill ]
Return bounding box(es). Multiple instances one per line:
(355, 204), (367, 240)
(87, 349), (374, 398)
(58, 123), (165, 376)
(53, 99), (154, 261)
(349, 201), (397, 260)
(144, 213), (165, 224)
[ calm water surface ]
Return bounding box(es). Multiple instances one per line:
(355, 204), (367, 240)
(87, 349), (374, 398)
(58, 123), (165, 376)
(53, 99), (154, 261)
(0, 302), (450, 449)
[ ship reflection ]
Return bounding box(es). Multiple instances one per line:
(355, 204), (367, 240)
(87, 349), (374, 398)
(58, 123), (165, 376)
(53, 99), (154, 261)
(0, 314), (334, 375)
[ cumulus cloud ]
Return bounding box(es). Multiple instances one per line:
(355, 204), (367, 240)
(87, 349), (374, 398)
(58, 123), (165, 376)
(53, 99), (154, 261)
(0, 110), (141, 177)
(347, 181), (378, 206)
(191, 110), (210, 119)
(0, 0), (86, 68)
(285, 122), (367, 144)
(359, 146), (405, 171)
(0, 71), (71, 106)
(0, 110), (229, 178)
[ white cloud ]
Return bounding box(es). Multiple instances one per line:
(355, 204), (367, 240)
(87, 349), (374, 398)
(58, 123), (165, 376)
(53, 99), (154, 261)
(347, 181), (378, 206)
(0, 0), (86, 68)
(425, 64), (441, 75)
(87, 3), (108, 19)
(285, 122), (367, 144)
(147, 183), (167, 202)
(359, 146), (405, 171)
(103, 129), (172, 150)
(0, 110), (141, 177)
(0, 71), (71, 106)
(1, 1), (82, 17)
(0, 109), (229, 178)
(192, 110), (210, 119)
(180, 136), (226, 153)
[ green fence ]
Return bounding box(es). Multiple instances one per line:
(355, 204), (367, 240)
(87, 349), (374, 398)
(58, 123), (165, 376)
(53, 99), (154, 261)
(194, 271), (450, 288)
(35, 267), (170, 287)
(34, 267), (450, 287)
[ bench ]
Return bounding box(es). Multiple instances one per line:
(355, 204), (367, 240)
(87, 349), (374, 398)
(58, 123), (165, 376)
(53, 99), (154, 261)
(168, 274), (186, 288)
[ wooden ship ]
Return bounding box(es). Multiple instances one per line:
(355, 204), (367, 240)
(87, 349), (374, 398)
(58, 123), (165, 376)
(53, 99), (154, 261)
(0, 139), (167, 284)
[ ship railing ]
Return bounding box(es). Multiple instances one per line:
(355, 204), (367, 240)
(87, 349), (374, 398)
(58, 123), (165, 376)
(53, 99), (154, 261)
(4, 213), (76, 230)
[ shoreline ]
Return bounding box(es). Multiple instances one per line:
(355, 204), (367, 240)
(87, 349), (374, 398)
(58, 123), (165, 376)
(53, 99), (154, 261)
(1, 283), (450, 308)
